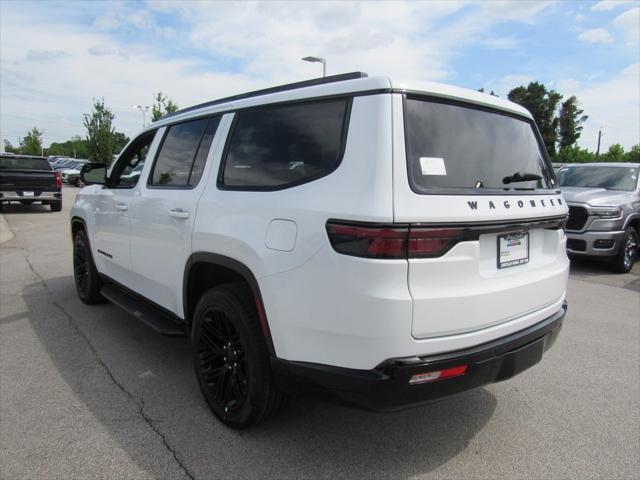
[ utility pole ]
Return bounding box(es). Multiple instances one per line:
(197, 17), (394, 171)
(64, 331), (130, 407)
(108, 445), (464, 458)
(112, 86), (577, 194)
(595, 129), (602, 158)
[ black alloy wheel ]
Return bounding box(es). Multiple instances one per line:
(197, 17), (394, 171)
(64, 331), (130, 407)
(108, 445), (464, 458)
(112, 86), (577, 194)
(192, 284), (287, 429)
(197, 307), (248, 415)
(613, 227), (638, 273)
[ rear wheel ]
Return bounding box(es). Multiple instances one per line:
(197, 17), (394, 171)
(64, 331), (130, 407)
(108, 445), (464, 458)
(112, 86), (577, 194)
(192, 283), (286, 429)
(612, 227), (638, 273)
(50, 201), (62, 212)
(73, 230), (103, 303)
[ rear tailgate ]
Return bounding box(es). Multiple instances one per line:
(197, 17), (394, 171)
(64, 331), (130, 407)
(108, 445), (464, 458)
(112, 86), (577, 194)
(391, 93), (569, 339)
(0, 170), (58, 190)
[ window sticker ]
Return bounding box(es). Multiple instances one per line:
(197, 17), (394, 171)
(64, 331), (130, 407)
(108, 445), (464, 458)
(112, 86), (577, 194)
(419, 157), (447, 176)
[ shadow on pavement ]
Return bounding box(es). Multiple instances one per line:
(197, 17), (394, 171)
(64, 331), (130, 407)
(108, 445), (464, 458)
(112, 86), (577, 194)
(24, 276), (497, 479)
(1, 203), (57, 214)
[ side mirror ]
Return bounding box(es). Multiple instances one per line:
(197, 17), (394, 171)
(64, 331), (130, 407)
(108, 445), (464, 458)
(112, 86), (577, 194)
(80, 162), (108, 186)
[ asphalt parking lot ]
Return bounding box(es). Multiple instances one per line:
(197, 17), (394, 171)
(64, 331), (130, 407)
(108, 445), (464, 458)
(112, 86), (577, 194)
(1, 186), (639, 480)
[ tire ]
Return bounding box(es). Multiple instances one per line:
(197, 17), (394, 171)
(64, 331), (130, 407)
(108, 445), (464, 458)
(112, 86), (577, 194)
(612, 227), (638, 273)
(191, 283), (287, 429)
(73, 230), (104, 303)
(50, 201), (62, 212)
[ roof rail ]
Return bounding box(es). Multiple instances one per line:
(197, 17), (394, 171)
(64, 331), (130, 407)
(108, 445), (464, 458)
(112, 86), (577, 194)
(159, 71), (369, 121)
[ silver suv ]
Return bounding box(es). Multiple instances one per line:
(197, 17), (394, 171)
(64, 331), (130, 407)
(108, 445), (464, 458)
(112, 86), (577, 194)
(557, 162), (640, 272)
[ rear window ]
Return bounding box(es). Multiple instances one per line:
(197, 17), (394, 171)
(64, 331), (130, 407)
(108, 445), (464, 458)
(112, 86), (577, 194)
(0, 157), (51, 171)
(404, 97), (554, 194)
(557, 166), (639, 192)
(220, 98), (350, 189)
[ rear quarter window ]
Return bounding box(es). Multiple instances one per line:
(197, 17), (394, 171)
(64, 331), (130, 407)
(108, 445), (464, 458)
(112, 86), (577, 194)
(220, 98), (350, 190)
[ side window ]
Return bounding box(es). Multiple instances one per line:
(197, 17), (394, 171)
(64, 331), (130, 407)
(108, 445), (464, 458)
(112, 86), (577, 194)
(220, 99), (350, 189)
(110, 130), (157, 188)
(149, 116), (220, 187)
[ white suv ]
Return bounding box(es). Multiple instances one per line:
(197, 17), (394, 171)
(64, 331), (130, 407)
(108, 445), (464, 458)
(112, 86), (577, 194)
(71, 73), (569, 428)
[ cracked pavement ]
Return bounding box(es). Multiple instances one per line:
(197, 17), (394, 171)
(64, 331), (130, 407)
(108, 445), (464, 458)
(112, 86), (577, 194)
(1, 187), (639, 479)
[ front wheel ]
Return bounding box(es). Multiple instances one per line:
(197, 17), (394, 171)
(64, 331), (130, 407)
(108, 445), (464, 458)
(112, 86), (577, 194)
(612, 227), (638, 273)
(191, 283), (287, 429)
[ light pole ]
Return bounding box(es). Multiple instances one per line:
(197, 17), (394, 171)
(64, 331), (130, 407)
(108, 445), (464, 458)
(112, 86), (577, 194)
(132, 105), (150, 127)
(302, 56), (326, 77)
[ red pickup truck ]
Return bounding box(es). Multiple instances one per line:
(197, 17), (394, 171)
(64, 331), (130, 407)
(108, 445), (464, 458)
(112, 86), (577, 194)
(0, 154), (62, 212)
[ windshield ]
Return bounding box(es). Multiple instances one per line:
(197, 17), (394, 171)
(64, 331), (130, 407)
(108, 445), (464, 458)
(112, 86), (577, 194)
(557, 166), (639, 192)
(404, 97), (554, 193)
(0, 157), (52, 171)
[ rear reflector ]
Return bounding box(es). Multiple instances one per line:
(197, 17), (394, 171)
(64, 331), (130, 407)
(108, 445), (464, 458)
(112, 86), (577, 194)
(326, 221), (466, 259)
(409, 365), (468, 384)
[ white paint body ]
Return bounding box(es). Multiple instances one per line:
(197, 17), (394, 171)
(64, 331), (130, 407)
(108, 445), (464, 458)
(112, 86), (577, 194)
(72, 76), (569, 370)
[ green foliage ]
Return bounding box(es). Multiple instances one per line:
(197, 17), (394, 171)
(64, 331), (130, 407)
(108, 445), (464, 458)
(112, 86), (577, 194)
(84, 99), (115, 165)
(112, 131), (130, 155)
(508, 82), (562, 158)
(47, 135), (89, 158)
(151, 92), (179, 122)
(19, 127), (44, 155)
(555, 145), (596, 163)
(603, 143), (626, 162)
(558, 96), (588, 149)
(628, 144), (640, 163)
(3, 140), (19, 153)
(477, 88), (499, 97)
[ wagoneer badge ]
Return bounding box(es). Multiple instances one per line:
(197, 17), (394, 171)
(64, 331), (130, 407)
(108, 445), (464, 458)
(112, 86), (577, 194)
(467, 197), (563, 211)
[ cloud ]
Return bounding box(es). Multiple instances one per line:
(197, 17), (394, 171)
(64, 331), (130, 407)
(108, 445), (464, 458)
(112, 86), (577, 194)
(613, 7), (640, 44)
(87, 44), (116, 57)
(576, 63), (640, 150)
(481, 37), (519, 49)
(578, 28), (614, 43)
(591, 0), (633, 12)
(26, 49), (69, 62)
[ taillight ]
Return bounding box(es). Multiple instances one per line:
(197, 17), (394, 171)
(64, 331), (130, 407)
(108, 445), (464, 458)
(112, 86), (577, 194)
(408, 227), (466, 258)
(55, 171), (62, 189)
(326, 221), (466, 259)
(326, 223), (406, 259)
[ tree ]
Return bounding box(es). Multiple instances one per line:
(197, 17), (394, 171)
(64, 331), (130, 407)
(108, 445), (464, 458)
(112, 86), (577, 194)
(555, 145), (596, 163)
(603, 144), (626, 162)
(113, 131), (130, 155)
(508, 82), (563, 158)
(558, 96), (588, 149)
(3, 140), (19, 153)
(626, 144), (640, 163)
(47, 135), (89, 158)
(84, 99), (115, 164)
(151, 92), (179, 122)
(19, 127), (43, 155)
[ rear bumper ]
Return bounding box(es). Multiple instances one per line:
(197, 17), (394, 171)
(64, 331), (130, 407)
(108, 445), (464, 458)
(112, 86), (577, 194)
(271, 302), (566, 411)
(567, 230), (625, 256)
(0, 191), (61, 202)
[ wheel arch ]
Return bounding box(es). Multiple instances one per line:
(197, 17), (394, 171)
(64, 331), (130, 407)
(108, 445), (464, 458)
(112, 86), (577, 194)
(71, 216), (88, 238)
(625, 214), (640, 235)
(183, 252), (275, 355)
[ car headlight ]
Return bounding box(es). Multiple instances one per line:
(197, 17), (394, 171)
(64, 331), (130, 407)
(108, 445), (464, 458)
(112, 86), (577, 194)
(589, 206), (622, 218)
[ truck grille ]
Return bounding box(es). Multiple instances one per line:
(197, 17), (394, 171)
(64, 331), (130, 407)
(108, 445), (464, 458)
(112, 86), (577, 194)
(566, 206), (588, 231)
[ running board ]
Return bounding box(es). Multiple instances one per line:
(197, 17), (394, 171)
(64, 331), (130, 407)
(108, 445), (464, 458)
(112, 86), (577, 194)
(100, 284), (186, 337)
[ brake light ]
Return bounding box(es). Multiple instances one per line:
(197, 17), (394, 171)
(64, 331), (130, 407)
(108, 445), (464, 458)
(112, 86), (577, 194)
(326, 221), (466, 259)
(55, 171), (62, 189)
(409, 365), (468, 384)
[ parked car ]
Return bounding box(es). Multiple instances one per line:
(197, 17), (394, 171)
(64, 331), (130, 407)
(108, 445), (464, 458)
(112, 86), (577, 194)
(557, 162), (639, 272)
(71, 72), (569, 428)
(52, 158), (77, 171)
(60, 159), (90, 185)
(0, 154), (62, 211)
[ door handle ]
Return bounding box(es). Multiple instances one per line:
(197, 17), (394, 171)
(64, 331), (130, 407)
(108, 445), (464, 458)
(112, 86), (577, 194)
(168, 208), (190, 219)
(114, 202), (128, 211)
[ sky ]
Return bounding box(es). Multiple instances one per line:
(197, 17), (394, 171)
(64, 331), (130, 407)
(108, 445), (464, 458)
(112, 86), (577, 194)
(1, 0), (638, 153)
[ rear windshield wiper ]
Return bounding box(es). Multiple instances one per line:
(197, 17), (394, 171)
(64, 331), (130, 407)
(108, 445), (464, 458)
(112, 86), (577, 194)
(502, 171), (543, 184)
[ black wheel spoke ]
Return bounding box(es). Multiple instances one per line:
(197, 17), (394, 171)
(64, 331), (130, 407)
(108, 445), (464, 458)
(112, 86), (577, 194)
(197, 305), (248, 414)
